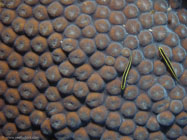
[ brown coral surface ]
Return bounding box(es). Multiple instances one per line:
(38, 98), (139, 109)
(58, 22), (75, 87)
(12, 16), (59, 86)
(0, 0), (186, 139)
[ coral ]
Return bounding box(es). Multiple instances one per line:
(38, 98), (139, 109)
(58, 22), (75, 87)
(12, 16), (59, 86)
(109, 11), (125, 25)
(121, 101), (137, 118)
(55, 128), (72, 140)
(31, 36), (47, 53)
(169, 100), (183, 114)
(95, 34), (110, 50)
(18, 100), (34, 115)
(148, 84), (167, 101)
(158, 75), (175, 90)
(133, 126), (149, 140)
(86, 122), (104, 138)
(134, 111), (149, 125)
(138, 59), (153, 74)
(73, 127), (89, 140)
(136, 0), (152, 12)
(66, 112), (81, 130)
(76, 14), (91, 28)
(24, 0), (38, 5)
(39, 52), (53, 69)
(0, 61), (9, 79)
(39, 20), (54, 37)
(146, 116), (160, 131)
(78, 106), (91, 122)
(3, 105), (19, 120)
(29, 110), (46, 126)
(46, 102), (64, 116)
(60, 0), (74, 5)
(119, 119), (136, 135)
(124, 35), (139, 49)
(15, 115), (31, 130)
(124, 85), (139, 100)
(90, 51), (105, 68)
(0, 43), (12, 60)
(109, 25), (126, 41)
(41, 118), (52, 135)
(106, 78), (121, 95)
(154, 12), (167, 25)
(0, 81), (7, 96)
(53, 17), (68, 32)
(33, 5), (48, 20)
(81, 1), (96, 14)
(106, 42), (122, 57)
(79, 38), (96, 55)
(125, 19), (141, 34)
(138, 30), (153, 46)
(74, 64), (93, 80)
(4, 88), (20, 104)
(0, 0), (186, 139)
(6, 71), (21, 87)
(1, 28), (17, 44)
(50, 113), (66, 130)
(139, 12), (153, 29)
(33, 94), (48, 110)
(176, 112), (187, 126)
(61, 38), (77, 53)
(64, 5), (80, 21)
(63, 95), (81, 111)
(12, 18), (26, 33)
(33, 71), (49, 89)
(105, 96), (122, 110)
(104, 56), (115, 66)
(169, 85), (186, 99)
(15, 35), (30, 53)
(45, 86), (61, 102)
(166, 124), (182, 139)
(95, 19), (111, 33)
(57, 78), (74, 95)
(91, 105), (108, 124)
(2, 123), (17, 137)
(17, 4), (32, 18)
(47, 2), (63, 18)
(99, 65), (117, 81)
(82, 25), (96, 38)
(69, 49), (86, 65)
(143, 44), (157, 59)
(94, 6), (110, 18)
(64, 24), (81, 39)
(86, 92), (104, 108)
(135, 93), (152, 110)
(73, 81), (89, 98)
(1, 9), (16, 25)
(59, 60), (75, 77)
(7, 52), (23, 69)
(101, 130), (119, 140)
(24, 18), (39, 37)
(46, 65), (61, 82)
(123, 4), (139, 18)
(157, 111), (175, 126)
(109, 0), (125, 10)
(52, 48), (66, 64)
(106, 112), (121, 130)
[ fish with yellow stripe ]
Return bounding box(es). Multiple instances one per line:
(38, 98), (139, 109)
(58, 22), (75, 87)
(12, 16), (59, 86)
(121, 54), (132, 90)
(158, 47), (179, 82)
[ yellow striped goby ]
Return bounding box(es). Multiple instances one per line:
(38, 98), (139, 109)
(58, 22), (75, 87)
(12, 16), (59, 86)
(121, 54), (132, 90)
(158, 47), (179, 82)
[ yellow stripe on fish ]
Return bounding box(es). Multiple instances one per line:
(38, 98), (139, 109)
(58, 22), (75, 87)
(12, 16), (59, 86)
(121, 54), (132, 90)
(158, 47), (179, 82)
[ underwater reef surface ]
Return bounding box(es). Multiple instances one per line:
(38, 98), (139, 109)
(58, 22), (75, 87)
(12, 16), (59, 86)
(0, 0), (186, 139)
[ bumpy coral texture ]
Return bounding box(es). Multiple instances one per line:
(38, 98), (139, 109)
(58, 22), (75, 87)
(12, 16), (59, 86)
(0, 0), (186, 139)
